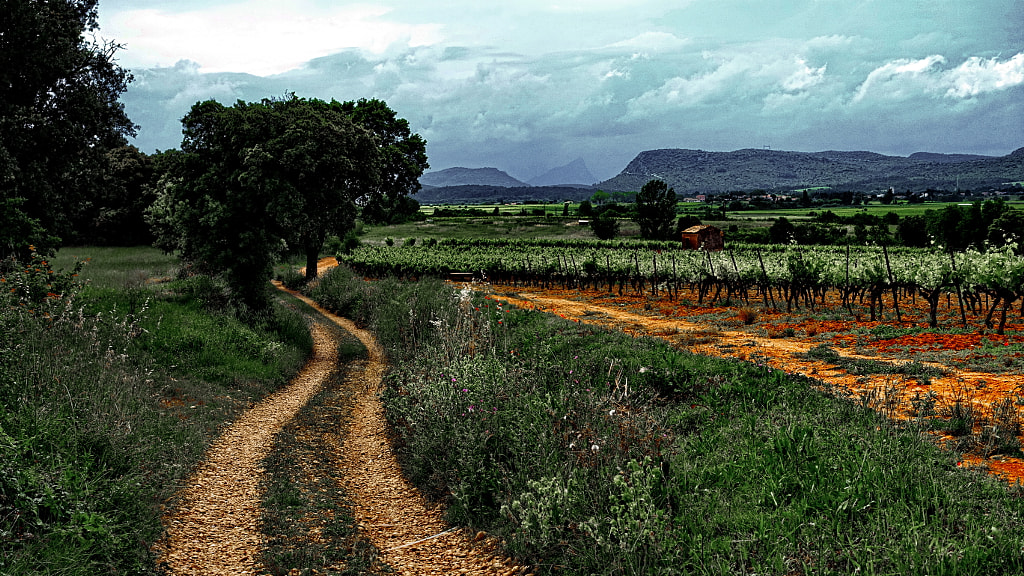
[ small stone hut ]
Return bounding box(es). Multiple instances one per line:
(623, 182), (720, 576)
(680, 225), (724, 251)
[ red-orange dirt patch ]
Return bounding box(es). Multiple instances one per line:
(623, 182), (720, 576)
(475, 282), (1024, 486)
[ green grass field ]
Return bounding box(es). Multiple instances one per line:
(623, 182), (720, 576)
(719, 200), (1024, 222)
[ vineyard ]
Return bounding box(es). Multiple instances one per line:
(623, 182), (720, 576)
(339, 239), (1024, 333)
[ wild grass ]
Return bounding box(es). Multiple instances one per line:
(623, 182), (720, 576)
(801, 343), (947, 379)
(311, 265), (1024, 575)
(736, 306), (759, 325)
(1, 247), (312, 574)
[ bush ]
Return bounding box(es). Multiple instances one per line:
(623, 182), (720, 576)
(590, 214), (619, 240)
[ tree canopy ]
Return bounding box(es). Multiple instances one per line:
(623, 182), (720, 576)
(147, 95), (382, 311)
(634, 179), (678, 240)
(341, 98), (429, 224)
(0, 0), (135, 257)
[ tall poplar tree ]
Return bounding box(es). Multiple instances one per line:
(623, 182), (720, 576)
(634, 179), (678, 240)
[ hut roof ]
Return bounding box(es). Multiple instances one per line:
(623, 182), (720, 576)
(682, 225), (719, 234)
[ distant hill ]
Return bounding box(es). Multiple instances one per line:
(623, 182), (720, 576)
(420, 167), (528, 188)
(414, 185), (595, 205)
(907, 152), (992, 164)
(597, 147), (1024, 194)
(528, 158), (597, 187)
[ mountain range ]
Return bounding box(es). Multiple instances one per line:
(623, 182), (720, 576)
(419, 167), (528, 188)
(419, 158), (597, 189)
(596, 147), (1024, 194)
(414, 147), (1024, 204)
(527, 158), (596, 186)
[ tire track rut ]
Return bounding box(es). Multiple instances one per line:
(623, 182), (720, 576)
(155, 281), (526, 575)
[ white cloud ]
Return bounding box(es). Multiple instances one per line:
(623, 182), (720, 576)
(943, 53), (1024, 98)
(852, 55), (946, 103)
(853, 53), (1024, 103)
(607, 32), (690, 53)
(623, 49), (829, 120)
(105, 1), (442, 75)
(779, 58), (827, 92)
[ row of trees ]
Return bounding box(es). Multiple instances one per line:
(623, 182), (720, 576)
(590, 178), (1024, 254)
(757, 199), (1024, 252)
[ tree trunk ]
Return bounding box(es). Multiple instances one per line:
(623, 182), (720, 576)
(306, 248), (320, 281)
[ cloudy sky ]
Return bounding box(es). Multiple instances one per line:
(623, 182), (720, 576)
(98, 0), (1024, 182)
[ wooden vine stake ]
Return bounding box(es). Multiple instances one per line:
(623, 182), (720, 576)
(606, 253), (613, 293)
(756, 249), (776, 309)
(671, 253), (678, 302)
(652, 253), (658, 296)
(882, 245), (901, 323)
(949, 251), (968, 328)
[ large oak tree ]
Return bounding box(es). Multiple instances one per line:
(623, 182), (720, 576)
(342, 98), (429, 224)
(148, 95), (382, 311)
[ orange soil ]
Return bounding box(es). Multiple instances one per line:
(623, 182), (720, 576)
(478, 283), (1024, 486)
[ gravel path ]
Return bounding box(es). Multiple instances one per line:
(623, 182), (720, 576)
(155, 282), (528, 575)
(154, 322), (339, 575)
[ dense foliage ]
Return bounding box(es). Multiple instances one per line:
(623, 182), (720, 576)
(341, 98), (429, 225)
(0, 0), (136, 254)
(146, 95), (381, 309)
(634, 179), (678, 240)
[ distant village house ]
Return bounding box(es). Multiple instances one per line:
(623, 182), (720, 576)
(680, 225), (724, 251)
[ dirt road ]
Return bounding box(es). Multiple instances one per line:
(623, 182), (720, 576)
(154, 282), (527, 575)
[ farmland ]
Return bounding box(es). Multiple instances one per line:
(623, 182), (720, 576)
(8, 202), (1024, 574)
(305, 260), (1024, 574)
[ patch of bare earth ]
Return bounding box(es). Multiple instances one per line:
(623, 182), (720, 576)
(155, 278), (526, 575)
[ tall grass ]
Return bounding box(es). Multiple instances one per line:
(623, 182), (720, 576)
(1, 247), (312, 574)
(311, 265), (1024, 575)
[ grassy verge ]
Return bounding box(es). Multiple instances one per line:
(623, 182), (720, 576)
(310, 265), (1024, 575)
(0, 247), (312, 575)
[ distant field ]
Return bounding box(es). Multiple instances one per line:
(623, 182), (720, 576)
(388, 198), (1024, 244)
(732, 201), (1016, 221)
(360, 215), (636, 244)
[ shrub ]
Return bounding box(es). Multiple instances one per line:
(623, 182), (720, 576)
(737, 306), (759, 325)
(590, 214), (619, 240)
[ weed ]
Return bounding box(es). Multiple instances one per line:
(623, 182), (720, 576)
(736, 306), (759, 325)
(909, 390), (938, 418)
(983, 398), (1024, 457)
(942, 385), (977, 437)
